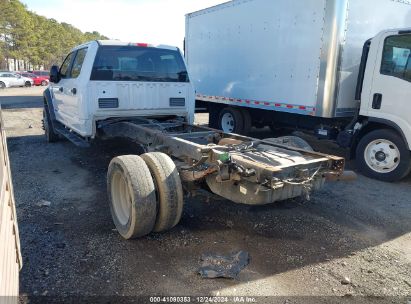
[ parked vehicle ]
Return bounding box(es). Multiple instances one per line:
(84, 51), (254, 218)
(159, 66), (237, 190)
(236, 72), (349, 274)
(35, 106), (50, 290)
(0, 72), (34, 88)
(185, 0), (411, 182)
(18, 72), (49, 86)
(43, 40), (352, 239)
(28, 70), (50, 80)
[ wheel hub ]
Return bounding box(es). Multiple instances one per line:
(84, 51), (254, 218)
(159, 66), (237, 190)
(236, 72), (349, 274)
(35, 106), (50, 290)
(375, 151), (386, 162)
(221, 113), (235, 133)
(364, 139), (400, 173)
(111, 172), (131, 225)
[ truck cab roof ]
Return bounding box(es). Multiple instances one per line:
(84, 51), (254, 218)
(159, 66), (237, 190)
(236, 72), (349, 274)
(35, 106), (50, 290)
(70, 40), (179, 53)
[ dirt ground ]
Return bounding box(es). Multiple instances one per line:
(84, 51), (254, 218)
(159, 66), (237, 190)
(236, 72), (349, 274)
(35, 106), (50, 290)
(1, 86), (410, 303)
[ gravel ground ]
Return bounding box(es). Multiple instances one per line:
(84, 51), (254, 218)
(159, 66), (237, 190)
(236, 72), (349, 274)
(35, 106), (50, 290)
(1, 87), (410, 303)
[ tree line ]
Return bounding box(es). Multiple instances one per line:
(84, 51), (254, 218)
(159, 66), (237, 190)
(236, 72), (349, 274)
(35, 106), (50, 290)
(0, 0), (108, 71)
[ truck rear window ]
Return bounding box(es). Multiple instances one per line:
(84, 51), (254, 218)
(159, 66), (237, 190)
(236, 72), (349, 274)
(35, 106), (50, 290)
(90, 46), (189, 82)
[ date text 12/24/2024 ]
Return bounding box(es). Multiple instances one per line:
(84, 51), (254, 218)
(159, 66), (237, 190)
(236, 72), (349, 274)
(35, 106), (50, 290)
(149, 297), (258, 303)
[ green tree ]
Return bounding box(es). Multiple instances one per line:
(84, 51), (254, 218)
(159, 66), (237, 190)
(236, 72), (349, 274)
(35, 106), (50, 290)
(0, 0), (108, 70)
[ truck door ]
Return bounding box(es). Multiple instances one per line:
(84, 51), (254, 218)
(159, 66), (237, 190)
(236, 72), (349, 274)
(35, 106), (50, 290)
(57, 47), (88, 130)
(366, 32), (411, 146)
(50, 51), (75, 122)
(51, 48), (87, 130)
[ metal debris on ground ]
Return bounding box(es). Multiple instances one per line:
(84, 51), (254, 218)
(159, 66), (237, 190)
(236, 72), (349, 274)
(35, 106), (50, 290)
(341, 276), (351, 285)
(36, 199), (51, 207)
(198, 250), (249, 279)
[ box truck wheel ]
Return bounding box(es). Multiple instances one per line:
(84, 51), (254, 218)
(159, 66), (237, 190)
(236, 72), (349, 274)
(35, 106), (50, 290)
(356, 129), (411, 182)
(107, 155), (157, 239)
(240, 108), (252, 135)
(218, 107), (245, 134)
(141, 152), (184, 233)
(208, 106), (220, 129)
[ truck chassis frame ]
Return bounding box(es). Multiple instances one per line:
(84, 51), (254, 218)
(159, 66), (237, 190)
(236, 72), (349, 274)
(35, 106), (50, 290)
(98, 118), (347, 206)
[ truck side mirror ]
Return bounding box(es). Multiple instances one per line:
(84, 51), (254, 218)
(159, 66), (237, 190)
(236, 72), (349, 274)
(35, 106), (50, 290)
(50, 65), (61, 83)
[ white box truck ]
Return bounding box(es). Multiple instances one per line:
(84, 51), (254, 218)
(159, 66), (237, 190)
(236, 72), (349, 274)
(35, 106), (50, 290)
(185, 0), (411, 182)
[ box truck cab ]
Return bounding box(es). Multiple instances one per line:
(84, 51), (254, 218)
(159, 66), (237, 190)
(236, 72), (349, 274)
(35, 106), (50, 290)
(352, 29), (411, 182)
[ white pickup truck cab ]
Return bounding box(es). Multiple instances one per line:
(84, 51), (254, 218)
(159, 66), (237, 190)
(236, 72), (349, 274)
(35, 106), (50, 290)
(45, 40), (194, 139)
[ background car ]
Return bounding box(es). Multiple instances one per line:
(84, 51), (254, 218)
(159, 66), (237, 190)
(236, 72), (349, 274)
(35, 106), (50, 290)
(0, 72), (34, 89)
(28, 70), (50, 80)
(18, 72), (49, 86)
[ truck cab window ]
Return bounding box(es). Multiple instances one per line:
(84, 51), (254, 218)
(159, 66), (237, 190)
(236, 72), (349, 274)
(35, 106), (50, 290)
(60, 52), (75, 79)
(381, 34), (411, 82)
(71, 48), (88, 78)
(90, 46), (189, 82)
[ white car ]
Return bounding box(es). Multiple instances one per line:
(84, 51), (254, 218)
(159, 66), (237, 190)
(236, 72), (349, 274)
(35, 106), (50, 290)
(0, 72), (34, 89)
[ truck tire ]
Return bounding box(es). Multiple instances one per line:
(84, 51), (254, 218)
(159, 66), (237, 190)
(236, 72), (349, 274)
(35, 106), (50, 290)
(43, 107), (59, 143)
(25, 81), (31, 87)
(107, 155), (157, 239)
(356, 129), (411, 182)
(264, 136), (314, 151)
(141, 152), (184, 232)
(208, 106), (220, 129)
(0, 82), (5, 89)
(240, 108), (252, 136)
(218, 107), (245, 134)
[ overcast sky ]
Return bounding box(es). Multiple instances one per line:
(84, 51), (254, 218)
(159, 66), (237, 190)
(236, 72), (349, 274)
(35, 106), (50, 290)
(22, 0), (227, 48)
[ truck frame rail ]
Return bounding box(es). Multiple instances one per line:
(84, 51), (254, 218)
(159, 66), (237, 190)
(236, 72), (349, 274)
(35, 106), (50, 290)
(99, 118), (347, 205)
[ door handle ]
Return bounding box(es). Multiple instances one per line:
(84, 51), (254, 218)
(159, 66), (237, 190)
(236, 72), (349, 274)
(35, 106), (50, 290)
(71, 88), (77, 95)
(372, 93), (382, 110)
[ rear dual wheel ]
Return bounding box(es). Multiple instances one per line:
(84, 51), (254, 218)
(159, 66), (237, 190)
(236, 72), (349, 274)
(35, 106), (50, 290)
(107, 153), (183, 239)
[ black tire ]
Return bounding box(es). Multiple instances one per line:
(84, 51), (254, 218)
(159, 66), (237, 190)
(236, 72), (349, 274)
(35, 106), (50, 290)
(208, 105), (220, 129)
(43, 106), (59, 143)
(0, 82), (5, 89)
(41, 80), (48, 86)
(25, 81), (31, 87)
(141, 152), (184, 232)
(107, 155), (157, 239)
(218, 107), (245, 134)
(269, 124), (278, 133)
(240, 108), (252, 136)
(356, 129), (411, 182)
(264, 136), (314, 151)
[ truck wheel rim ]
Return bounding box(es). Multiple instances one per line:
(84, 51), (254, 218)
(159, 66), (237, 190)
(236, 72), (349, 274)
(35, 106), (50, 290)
(111, 172), (131, 225)
(364, 139), (400, 174)
(221, 113), (235, 133)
